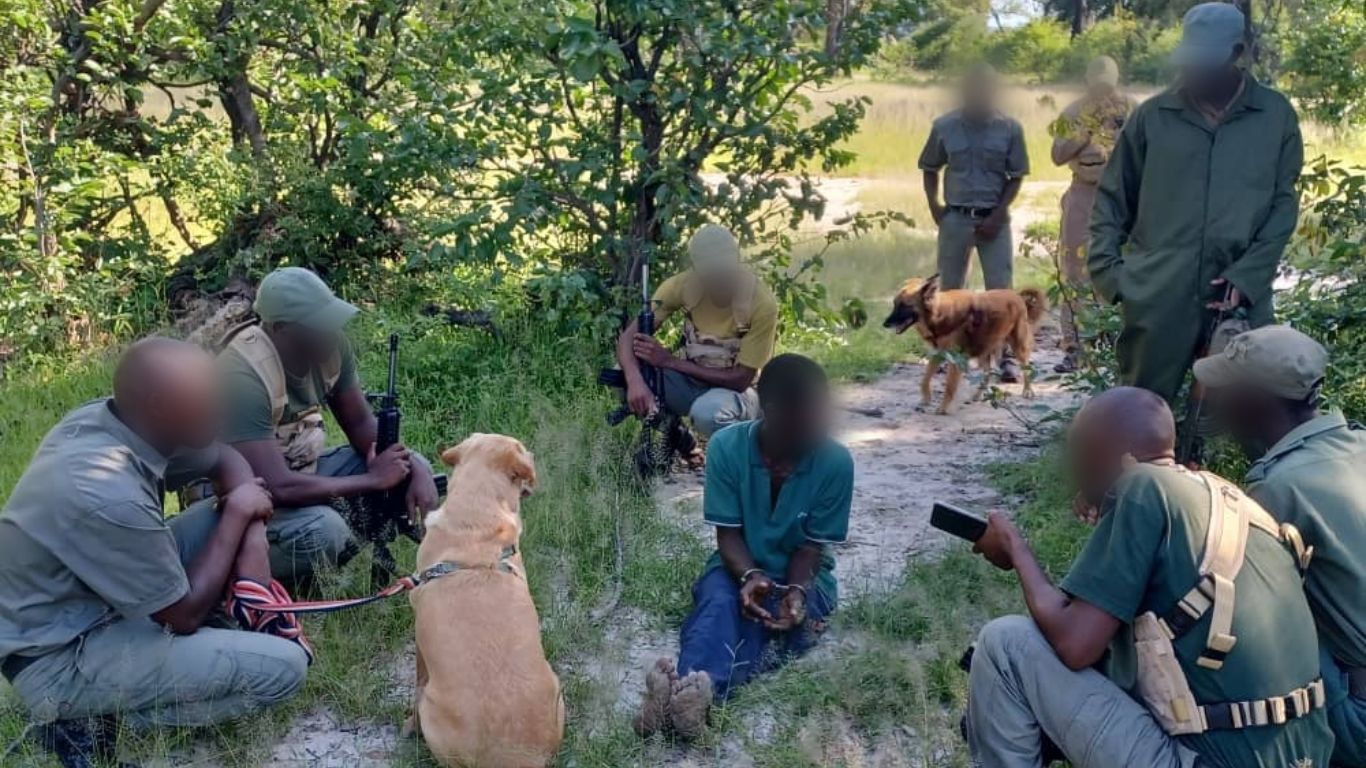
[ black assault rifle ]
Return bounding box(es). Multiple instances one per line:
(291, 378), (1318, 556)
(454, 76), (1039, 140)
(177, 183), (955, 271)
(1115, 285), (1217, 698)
(598, 264), (695, 476)
(354, 333), (446, 583)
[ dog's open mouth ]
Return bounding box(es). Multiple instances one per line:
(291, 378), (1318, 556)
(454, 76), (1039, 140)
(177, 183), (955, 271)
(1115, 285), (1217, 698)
(888, 319), (914, 335)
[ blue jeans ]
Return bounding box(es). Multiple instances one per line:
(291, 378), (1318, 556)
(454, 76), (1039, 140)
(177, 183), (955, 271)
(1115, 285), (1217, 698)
(676, 567), (834, 701)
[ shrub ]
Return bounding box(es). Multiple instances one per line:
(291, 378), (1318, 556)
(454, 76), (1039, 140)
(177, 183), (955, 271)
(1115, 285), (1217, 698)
(986, 19), (1075, 82)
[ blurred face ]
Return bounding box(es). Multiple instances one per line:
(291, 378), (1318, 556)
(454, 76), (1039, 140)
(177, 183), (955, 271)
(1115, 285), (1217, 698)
(271, 322), (342, 371)
(764, 395), (833, 459)
(156, 350), (223, 450)
(1180, 47), (1243, 100)
(699, 268), (741, 306)
(1066, 413), (1125, 507)
(1208, 384), (1274, 456)
(962, 75), (998, 117)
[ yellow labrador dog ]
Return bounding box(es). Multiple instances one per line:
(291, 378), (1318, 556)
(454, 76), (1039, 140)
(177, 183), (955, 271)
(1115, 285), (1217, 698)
(406, 433), (564, 767)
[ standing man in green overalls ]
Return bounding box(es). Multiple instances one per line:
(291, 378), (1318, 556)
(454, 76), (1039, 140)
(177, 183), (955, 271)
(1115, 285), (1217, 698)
(1089, 3), (1303, 403)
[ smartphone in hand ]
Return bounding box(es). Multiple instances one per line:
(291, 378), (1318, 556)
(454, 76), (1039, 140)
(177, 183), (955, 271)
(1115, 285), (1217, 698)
(931, 502), (989, 542)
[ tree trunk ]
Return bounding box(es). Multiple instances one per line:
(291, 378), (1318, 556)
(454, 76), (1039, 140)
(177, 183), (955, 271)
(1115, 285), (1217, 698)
(1071, 0), (1087, 37)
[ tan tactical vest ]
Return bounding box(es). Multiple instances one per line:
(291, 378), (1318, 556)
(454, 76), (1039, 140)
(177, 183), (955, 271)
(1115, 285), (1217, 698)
(680, 270), (758, 369)
(1133, 469), (1321, 735)
(1056, 95), (1133, 185)
(221, 323), (341, 474)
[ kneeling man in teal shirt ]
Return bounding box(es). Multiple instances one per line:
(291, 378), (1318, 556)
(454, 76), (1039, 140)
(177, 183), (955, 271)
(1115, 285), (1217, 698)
(633, 354), (854, 742)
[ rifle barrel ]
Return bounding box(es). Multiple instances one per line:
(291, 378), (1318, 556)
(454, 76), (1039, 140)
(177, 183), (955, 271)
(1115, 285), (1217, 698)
(386, 333), (399, 397)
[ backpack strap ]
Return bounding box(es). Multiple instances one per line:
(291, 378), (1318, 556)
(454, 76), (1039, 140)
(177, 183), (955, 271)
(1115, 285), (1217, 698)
(1156, 472), (1313, 671)
(224, 323), (287, 428)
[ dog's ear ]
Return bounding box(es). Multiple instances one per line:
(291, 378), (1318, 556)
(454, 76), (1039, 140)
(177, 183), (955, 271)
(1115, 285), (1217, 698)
(440, 444), (463, 467)
(922, 273), (940, 301)
(497, 442), (538, 498)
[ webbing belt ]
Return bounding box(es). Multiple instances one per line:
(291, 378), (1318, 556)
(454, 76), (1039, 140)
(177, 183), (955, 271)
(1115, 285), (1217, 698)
(247, 544), (520, 615)
(1199, 679), (1326, 731)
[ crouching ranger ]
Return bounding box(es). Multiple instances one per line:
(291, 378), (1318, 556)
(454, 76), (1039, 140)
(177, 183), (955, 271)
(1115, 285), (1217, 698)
(617, 224), (779, 439)
(1196, 325), (1366, 766)
(966, 387), (1333, 768)
(216, 267), (438, 586)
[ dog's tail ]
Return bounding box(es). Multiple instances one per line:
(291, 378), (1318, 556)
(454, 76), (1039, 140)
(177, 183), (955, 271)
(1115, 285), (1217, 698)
(1017, 287), (1049, 326)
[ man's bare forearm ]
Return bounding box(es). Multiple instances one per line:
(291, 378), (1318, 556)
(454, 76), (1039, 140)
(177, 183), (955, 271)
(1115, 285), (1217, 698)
(154, 511), (252, 633)
(999, 177), (1024, 211)
(616, 326), (646, 387)
(211, 447), (256, 495)
(784, 544), (822, 590)
(717, 526), (758, 580)
(922, 170), (942, 208)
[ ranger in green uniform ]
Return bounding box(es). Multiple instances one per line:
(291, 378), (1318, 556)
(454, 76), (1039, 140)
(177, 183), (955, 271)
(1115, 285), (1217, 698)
(218, 267), (439, 585)
(1089, 3), (1304, 403)
(1196, 325), (1366, 766)
(0, 339), (308, 767)
(920, 62), (1031, 382)
(967, 387), (1332, 768)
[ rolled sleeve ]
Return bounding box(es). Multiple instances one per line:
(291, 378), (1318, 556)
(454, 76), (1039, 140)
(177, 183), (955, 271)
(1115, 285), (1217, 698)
(1060, 476), (1165, 623)
(1005, 121), (1030, 178)
(702, 436), (743, 528)
(918, 124), (948, 172)
(650, 273), (687, 327)
(735, 296), (778, 371)
(802, 449), (854, 545)
(64, 502), (189, 619)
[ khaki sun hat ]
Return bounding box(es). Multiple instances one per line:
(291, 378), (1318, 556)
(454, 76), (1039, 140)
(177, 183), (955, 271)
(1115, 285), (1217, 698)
(254, 267), (359, 333)
(1085, 55), (1120, 88)
(1192, 325), (1328, 401)
(688, 224), (743, 278)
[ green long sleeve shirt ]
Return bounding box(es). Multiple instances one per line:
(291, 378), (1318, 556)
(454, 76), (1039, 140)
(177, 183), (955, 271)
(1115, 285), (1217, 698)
(1088, 75), (1303, 324)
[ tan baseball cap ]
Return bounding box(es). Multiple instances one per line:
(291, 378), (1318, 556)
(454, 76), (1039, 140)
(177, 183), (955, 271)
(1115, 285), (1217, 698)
(688, 224), (742, 278)
(254, 267), (358, 332)
(1192, 325), (1328, 400)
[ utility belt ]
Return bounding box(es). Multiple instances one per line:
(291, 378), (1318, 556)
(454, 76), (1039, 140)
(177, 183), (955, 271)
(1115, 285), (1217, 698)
(1197, 678), (1325, 731)
(948, 205), (997, 220)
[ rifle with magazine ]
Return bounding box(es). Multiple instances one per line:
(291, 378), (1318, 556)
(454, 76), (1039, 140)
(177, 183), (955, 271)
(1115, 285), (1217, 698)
(345, 333), (447, 583)
(598, 263), (693, 477)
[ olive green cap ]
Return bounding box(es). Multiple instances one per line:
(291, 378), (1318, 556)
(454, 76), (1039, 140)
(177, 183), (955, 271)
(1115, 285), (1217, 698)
(1193, 325), (1328, 400)
(688, 224), (742, 277)
(1172, 3), (1246, 70)
(253, 267), (358, 332)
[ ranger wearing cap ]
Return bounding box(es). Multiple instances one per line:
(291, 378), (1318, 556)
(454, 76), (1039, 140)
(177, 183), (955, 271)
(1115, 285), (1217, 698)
(1196, 325), (1366, 766)
(1089, 3), (1304, 403)
(1049, 55), (1137, 373)
(920, 61), (1031, 382)
(218, 267), (438, 585)
(617, 224), (779, 442)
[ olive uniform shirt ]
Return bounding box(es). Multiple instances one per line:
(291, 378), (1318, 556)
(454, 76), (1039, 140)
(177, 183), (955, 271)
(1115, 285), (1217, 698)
(918, 110), (1030, 209)
(701, 421), (854, 604)
(1061, 463), (1333, 768)
(1247, 412), (1366, 669)
(0, 400), (217, 662)
(653, 273), (779, 371)
(1088, 74), (1304, 401)
(220, 336), (360, 443)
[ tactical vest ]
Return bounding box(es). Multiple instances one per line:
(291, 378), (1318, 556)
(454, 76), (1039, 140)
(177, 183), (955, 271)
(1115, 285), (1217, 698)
(1058, 95), (1132, 185)
(221, 322), (342, 474)
(1133, 469), (1322, 735)
(679, 270), (758, 369)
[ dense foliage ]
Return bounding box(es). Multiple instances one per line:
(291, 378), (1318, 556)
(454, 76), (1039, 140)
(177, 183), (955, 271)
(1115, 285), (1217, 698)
(0, 0), (920, 360)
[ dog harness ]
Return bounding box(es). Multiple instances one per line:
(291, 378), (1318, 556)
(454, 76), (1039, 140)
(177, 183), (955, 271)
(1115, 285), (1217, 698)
(245, 545), (521, 615)
(1133, 469), (1321, 735)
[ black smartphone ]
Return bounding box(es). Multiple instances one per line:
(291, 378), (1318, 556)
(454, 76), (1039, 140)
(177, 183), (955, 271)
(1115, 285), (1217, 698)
(931, 502), (989, 542)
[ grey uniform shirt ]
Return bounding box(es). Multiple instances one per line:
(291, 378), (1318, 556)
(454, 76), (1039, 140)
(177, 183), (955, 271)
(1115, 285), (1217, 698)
(0, 399), (215, 661)
(919, 110), (1030, 209)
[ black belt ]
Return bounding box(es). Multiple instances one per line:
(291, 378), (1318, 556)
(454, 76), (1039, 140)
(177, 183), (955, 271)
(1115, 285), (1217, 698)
(1, 653), (38, 682)
(948, 205), (996, 219)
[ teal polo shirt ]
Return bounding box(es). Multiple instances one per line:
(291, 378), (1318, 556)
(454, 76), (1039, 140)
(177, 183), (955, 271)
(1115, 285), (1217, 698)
(701, 420), (855, 604)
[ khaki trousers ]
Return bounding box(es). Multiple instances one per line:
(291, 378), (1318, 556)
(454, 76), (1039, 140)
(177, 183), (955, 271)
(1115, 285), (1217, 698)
(1059, 180), (1099, 352)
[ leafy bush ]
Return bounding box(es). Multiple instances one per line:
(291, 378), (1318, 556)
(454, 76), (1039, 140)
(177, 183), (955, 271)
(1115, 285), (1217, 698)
(1069, 10), (1181, 84)
(985, 20), (1075, 83)
(1282, 0), (1366, 126)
